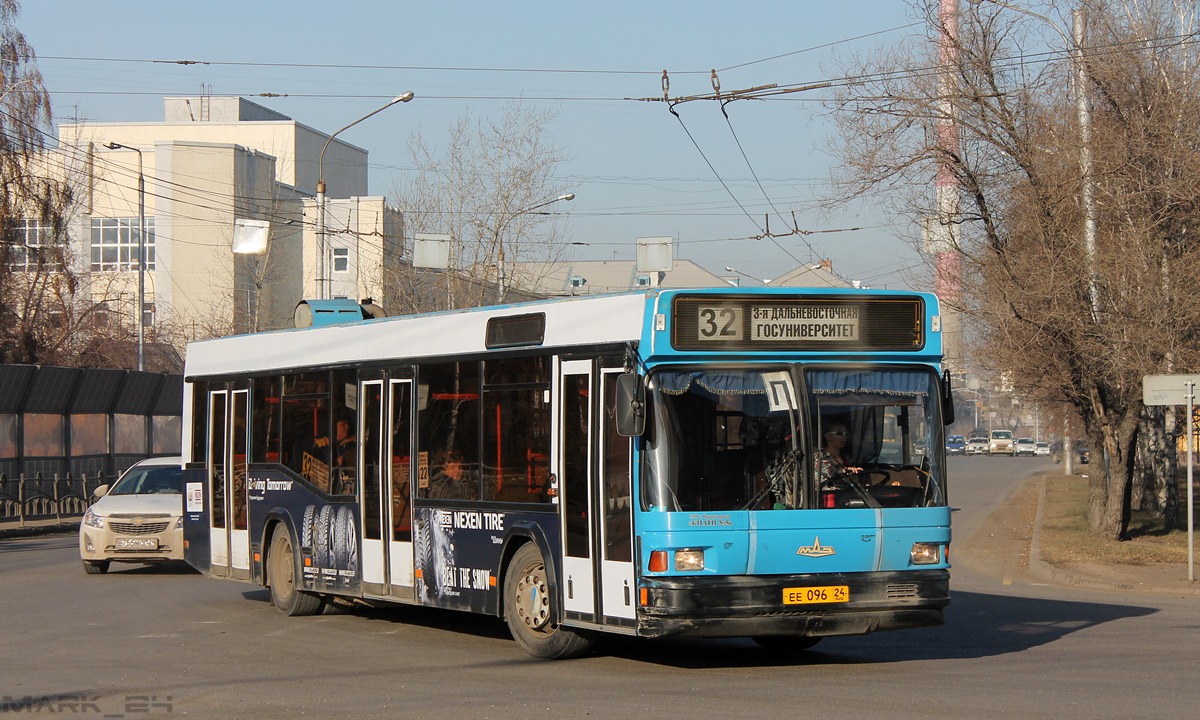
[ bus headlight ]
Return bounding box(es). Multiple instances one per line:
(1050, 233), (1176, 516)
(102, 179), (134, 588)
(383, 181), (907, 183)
(911, 543), (941, 565)
(674, 548), (705, 571)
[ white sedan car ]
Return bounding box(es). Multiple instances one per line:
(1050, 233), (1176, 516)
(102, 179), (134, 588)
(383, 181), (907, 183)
(79, 456), (185, 574)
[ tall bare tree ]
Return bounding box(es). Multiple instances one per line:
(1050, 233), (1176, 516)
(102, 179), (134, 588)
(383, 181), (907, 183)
(828, 0), (1200, 538)
(392, 103), (573, 312)
(1, 0), (77, 363)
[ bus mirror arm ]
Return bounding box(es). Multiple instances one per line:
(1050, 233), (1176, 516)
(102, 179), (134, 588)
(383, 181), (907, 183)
(615, 372), (646, 437)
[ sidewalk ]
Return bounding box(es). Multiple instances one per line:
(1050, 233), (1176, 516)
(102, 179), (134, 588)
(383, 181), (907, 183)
(957, 469), (1199, 596)
(1025, 475), (1200, 596)
(0, 517), (79, 540)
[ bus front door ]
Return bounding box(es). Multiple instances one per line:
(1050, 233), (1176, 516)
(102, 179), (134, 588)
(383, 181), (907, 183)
(557, 360), (595, 619)
(598, 368), (635, 623)
(556, 361), (636, 627)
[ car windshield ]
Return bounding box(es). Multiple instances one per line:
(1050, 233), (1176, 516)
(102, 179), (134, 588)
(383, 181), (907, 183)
(992, 431), (1012, 439)
(110, 464), (183, 495)
(640, 366), (946, 511)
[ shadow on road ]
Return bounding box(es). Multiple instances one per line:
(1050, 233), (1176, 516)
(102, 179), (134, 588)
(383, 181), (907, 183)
(596, 589), (1158, 667)
(239, 588), (515, 641)
(234, 585), (1157, 667)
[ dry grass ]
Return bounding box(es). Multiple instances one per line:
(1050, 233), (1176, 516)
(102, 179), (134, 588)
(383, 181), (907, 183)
(1038, 472), (1192, 566)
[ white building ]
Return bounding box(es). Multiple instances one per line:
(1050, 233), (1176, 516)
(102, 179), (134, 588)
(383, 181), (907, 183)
(44, 95), (402, 340)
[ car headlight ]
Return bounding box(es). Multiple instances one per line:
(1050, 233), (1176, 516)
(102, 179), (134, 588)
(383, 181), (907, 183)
(82, 508), (105, 529)
(175, 516), (184, 530)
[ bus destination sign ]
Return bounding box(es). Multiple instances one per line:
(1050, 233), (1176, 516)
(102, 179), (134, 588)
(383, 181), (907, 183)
(751, 304), (859, 342)
(671, 295), (923, 352)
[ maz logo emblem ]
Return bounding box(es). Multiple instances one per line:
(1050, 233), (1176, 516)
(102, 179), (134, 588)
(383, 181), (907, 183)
(796, 537), (835, 558)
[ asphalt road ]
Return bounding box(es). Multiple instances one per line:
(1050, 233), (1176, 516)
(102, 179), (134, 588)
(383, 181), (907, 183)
(2, 456), (1197, 719)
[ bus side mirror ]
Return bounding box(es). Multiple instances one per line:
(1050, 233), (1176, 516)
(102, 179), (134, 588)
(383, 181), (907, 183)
(942, 369), (955, 426)
(615, 373), (645, 437)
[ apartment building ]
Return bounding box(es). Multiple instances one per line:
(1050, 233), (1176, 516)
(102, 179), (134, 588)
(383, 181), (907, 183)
(36, 95), (402, 342)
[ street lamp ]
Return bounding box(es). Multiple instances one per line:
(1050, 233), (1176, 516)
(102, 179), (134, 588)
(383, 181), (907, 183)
(316, 92), (414, 299)
(724, 266), (768, 286)
(476, 192), (575, 301)
(104, 142), (146, 371)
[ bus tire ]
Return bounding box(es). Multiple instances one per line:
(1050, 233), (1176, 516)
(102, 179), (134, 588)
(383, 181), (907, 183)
(269, 526), (323, 616)
(83, 560), (110, 575)
(503, 543), (593, 659)
(752, 635), (822, 653)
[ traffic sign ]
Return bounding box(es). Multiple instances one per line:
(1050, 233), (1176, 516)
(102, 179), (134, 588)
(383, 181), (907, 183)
(1142, 374), (1200, 406)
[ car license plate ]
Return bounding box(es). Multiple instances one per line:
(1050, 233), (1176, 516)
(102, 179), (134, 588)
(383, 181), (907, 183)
(116, 538), (158, 549)
(783, 585), (849, 605)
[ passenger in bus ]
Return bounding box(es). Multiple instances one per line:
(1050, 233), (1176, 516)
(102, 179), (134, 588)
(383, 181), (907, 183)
(331, 417), (356, 494)
(427, 453), (476, 500)
(333, 418), (355, 465)
(819, 422), (862, 484)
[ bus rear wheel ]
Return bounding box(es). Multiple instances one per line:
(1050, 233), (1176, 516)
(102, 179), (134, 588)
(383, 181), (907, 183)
(269, 525), (323, 616)
(503, 543), (593, 659)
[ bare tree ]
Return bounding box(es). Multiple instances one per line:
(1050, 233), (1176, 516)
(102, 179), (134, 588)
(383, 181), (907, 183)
(0, 0), (77, 363)
(828, 0), (1200, 538)
(391, 103), (573, 312)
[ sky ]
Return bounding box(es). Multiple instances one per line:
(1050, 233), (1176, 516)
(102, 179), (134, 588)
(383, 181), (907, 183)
(16, 0), (936, 290)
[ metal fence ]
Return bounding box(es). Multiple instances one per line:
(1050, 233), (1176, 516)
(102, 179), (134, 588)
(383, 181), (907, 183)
(0, 364), (182, 516)
(0, 471), (112, 526)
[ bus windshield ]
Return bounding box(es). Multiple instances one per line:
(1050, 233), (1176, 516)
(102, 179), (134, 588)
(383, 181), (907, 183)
(641, 366), (947, 512)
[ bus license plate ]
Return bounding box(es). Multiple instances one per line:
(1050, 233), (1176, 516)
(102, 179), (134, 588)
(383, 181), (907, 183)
(783, 585), (849, 605)
(116, 538), (158, 549)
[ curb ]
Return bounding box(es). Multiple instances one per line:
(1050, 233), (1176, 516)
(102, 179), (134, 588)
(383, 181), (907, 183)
(1028, 475), (1200, 596)
(0, 521), (78, 541)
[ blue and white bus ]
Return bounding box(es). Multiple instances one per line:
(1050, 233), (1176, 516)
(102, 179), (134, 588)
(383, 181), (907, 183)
(182, 287), (952, 658)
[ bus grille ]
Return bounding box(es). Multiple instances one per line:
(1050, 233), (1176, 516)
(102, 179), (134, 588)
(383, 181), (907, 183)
(887, 584), (919, 599)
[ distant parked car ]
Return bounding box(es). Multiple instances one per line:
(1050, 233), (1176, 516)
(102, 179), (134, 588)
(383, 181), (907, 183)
(945, 435), (966, 455)
(1034, 441), (1050, 456)
(1014, 437), (1037, 456)
(1075, 440), (1090, 464)
(79, 456), (185, 575)
(967, 436), (989, 455)
(989, 430), (1015, 456)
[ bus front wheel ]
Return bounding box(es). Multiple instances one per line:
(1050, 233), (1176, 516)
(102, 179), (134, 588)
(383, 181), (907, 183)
(503, 543), (593, 659)
(269, 525), (323, 616)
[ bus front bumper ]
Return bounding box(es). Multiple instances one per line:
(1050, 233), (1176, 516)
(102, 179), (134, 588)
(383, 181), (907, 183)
(636, 569), (949, 639)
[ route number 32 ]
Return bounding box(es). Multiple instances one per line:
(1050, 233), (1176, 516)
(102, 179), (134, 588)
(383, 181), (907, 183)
(697, 306), (742, 341)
